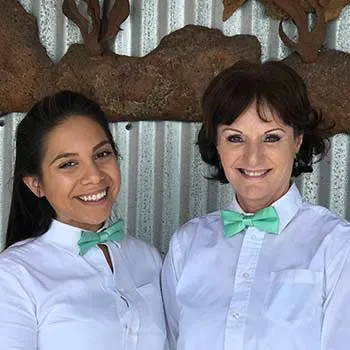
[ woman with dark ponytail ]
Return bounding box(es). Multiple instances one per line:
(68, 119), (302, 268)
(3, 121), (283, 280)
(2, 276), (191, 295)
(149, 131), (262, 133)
(0, 91), (167, 350)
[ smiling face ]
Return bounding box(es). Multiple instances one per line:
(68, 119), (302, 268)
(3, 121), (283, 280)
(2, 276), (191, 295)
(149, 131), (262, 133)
(216, 102), (303, 213)
(24, 116), (121, 231)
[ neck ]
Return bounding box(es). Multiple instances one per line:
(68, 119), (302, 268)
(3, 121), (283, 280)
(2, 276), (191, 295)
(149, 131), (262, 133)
(236, 183), (292, 213)
(236, 197), (272, 213)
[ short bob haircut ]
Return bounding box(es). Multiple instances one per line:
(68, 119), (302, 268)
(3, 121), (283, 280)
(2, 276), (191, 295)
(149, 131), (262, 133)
(197, 60), (329, 183)
(6, 90), (119, 248)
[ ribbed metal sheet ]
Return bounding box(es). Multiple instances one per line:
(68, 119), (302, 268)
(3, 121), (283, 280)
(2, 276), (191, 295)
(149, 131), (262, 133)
(1, 0), (350, 253)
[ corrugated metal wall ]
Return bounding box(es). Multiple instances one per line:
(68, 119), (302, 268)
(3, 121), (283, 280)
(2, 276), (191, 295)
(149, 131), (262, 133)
(1, 0), (350, 253)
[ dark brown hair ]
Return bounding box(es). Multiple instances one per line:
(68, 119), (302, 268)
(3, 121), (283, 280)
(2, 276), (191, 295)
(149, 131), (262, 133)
(197, 60), (329, 183)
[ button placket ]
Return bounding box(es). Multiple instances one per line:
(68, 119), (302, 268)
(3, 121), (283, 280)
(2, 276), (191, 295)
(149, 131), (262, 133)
(224, 227), (265, 350)
(242, 272), (250, 279)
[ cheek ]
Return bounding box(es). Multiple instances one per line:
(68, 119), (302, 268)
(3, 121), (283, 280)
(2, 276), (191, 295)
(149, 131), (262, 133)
(217, 146), (234, 164)
(40, 169), (75, 199)
(276, 150), (295, 177)
(114, 168), (121, 190)
(108, 164), (121, 192)
(220, 157), (240, 183)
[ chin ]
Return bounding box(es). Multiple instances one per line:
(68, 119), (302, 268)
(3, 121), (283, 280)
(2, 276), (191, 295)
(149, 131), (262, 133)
(237, 190), (272, 206)
(79, 215), (109, 228)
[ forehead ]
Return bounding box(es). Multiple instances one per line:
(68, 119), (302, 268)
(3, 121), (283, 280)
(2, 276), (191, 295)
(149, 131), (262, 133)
(222, 103), (289, 131)
(43, 116), (107, 155)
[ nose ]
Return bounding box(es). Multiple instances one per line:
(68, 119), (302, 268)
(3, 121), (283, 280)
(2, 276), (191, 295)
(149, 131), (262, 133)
(243, 141), (263, 167)
(81, 162), (104, 185)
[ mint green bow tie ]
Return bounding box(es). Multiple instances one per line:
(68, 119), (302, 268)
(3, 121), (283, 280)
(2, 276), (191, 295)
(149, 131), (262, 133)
(78, 219), (124, 255)
(221, 206), (279, 237)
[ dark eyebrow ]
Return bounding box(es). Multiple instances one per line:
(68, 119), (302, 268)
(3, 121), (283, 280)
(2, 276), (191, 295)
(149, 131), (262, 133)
(93, 140), (111, 152)
(50, 140), (111, 165)
(50, 152), (78, 166)
(220, 127), (242, 133)
(264, 128), (285, 134)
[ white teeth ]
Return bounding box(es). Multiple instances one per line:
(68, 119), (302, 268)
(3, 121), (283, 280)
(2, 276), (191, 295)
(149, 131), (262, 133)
(79, 190), (107, 202)
(241, 169), (267, 177)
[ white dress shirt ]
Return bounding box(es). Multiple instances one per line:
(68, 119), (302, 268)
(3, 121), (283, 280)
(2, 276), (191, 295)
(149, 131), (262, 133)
(162, 184), (350, 350)
(0, 219), (167, 350)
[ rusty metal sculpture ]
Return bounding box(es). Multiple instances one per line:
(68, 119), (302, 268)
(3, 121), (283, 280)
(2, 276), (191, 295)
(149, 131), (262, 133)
(0, 0), (350, 134)
(275, 0), (326, 63)
(223, 0), (338, 63)
(284, 49), (350, 134)
(223, 0), (350, 63)
(223, 0), (350, 22)
(0, 0), (260, 121)
(62, 0), (130, 56)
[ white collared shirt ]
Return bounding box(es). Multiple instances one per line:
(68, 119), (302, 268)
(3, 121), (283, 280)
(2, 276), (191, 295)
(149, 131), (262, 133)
(0, 220), (167, 350)
(162, 184), (350, 350)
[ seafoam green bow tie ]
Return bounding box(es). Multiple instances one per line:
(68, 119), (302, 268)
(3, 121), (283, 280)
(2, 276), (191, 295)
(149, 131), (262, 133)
(78, 219), (124, 255)
(221, 206), (279, 237)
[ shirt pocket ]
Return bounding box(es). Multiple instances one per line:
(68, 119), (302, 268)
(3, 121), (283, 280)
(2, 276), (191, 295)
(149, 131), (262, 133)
(263, 269), (323, 325)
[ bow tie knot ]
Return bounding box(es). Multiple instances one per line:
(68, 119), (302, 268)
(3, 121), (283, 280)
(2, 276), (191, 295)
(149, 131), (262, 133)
(221, 206), (279, 237)
(78, 219), (124, 255)
(242, 216), (253, 227)
(99, 231), (111, 242)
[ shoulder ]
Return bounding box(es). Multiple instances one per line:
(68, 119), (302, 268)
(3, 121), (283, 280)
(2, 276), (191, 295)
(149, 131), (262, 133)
(173, 210), (221, 239)
(0, 239), (41, 299)
(167, 210), (223, 257)
(0, 238), (48, 294)
(300, 201), (350, 234)
(298, 201), (350, 258)
(0, 238), (39, 270)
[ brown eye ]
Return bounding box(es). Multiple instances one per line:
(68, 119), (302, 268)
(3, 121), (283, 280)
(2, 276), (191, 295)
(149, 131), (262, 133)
(96, 150), (113, 159)
(59, 161), (76, 169)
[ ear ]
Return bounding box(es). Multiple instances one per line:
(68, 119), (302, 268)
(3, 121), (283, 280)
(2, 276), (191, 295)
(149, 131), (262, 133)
(22, 176), (45, 198)
(295, 133), (303, 153)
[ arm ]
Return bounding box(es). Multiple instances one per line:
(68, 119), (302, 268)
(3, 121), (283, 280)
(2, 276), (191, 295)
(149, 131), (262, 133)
(161, 234), (181, 350)
(0, 265), (37, 349)
(321, 242), (350, 350)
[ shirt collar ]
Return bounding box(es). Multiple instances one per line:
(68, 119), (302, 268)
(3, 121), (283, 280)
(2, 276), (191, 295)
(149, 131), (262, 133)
(229, 183), (303, 234)
(41, 219), (121, 255)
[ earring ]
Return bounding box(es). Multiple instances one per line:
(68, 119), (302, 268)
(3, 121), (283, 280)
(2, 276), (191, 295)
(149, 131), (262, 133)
(293, 153), (299, 167)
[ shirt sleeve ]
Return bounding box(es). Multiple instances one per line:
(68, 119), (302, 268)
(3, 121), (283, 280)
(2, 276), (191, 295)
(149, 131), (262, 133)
(0, 264), (37, 349)
(161, 232), (182, 350)
(321, 241), (350, 350)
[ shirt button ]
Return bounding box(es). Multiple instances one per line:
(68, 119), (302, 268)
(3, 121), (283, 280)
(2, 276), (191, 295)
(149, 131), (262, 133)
(232, 312), (240, 319)
(242, 272), (250, 279)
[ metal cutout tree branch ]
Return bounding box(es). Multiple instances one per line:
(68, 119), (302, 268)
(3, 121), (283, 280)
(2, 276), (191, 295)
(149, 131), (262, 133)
(223, 0), (350, 23)
(223, 0), (350, 63)
(275, 0), (326, 63)
(101, 0), (130, 42)
(62, 0), (130, 55)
